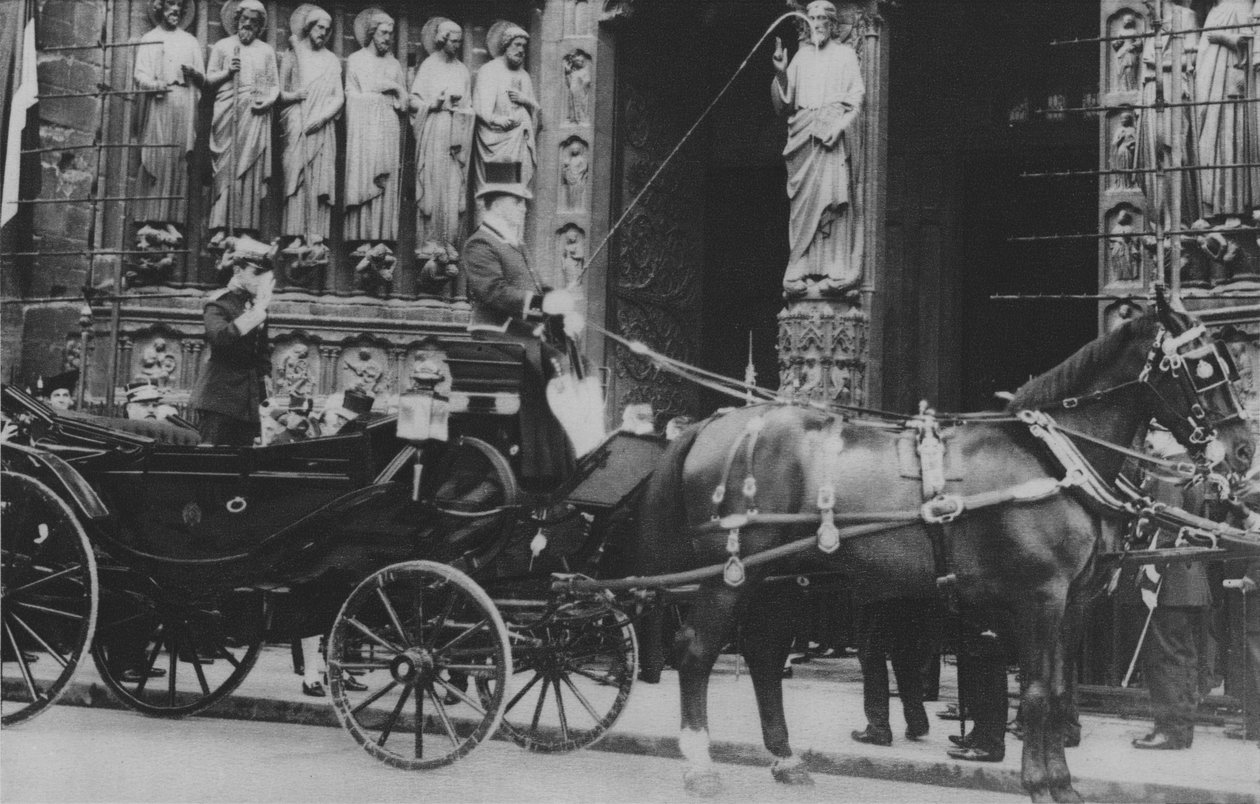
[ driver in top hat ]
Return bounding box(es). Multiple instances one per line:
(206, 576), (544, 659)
(462, 161), (576, 489)
(190, 235), (276, 445)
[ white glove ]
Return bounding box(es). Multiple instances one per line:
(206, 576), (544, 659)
(253, 271), (275, 310)
(563, 311), (585, 338)
(542, 288), (576, 315)
(233, 305), (267, 335)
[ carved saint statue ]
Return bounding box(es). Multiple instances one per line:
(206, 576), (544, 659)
(278, 4), (343, 240)
(561, 139), (589, 208)
(1111, 11), (1143, 93)
(206, 0), (279, 235)
(1195, 0), (1255, 218)
(411, 18), (474, 250)
(1111, 110), (1138, 190)
(563, 50), (592, 125)
(771, 0), (865, 295)
(473, 21), (539, 202)
(1135, 0), (1199, 226)
(343, 8), (408, 242)
(132, 0), (204, 227)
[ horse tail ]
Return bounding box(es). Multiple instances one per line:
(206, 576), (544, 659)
(633, 419), (705, 683)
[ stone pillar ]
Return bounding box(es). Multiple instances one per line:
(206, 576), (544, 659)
(778, 1), (888, 407)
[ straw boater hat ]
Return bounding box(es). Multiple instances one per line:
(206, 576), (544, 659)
(353, 7), (393, 50)
(148, 0), (197, 30)
(288, 3), (330, 41)
(420, 16), (461, 56)
(486, 20), (529, 59)
(125, 378), (164, 404)
(221, 0), (267, 36)
(476, 161), (533, 201)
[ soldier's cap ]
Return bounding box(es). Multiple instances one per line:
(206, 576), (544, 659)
(125, 378), (164, 403)
(476, 162), (533, 201)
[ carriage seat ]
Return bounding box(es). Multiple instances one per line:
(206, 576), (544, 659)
(443, 340), (524, 417)
(61, 411), (202, 446)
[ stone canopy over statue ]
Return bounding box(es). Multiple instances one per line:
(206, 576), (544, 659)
(771, 0), (865, 297)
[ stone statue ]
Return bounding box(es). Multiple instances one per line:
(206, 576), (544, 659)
(472, 21), (538, 202)
(561, 138), (589, 209)
(1135, 1), (1198, 226)
(343, 8), (408, 242)
(351, 242), (397, 296)
(1196, 0), (1254, 218)
(1108, 208), (1142, 282)
(206, 0), (279, 235)
(1111, 11), (1143, 93)
(771, 0), (865, 296)
(278, 4), (343, 241)
(132, 0), (204, 228)
(563, 50), (592, 125)
(1111, 110), (1138, 190)
(411, 18), (474, 252)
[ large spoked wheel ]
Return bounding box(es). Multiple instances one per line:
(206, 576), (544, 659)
(327, 560), (511, 770)
(91, 583), (263, 718)
(1, 471), (99, 726)
(480, 599), (637, 753)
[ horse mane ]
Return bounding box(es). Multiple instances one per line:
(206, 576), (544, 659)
(1008, 312), (1160, 410)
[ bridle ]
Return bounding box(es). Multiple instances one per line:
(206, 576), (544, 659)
(1138, 321), (1246, 460)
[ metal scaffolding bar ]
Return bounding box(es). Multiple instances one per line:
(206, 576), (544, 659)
(1050, 19), (1257, 47)
(37, 39), (161, 52)
(36, 87), (166, 99)
(0, 249), (190, 258)
(21, 142), (178, 155)
(15, 195), (182, 204)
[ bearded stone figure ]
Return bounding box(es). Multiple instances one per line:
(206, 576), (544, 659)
(771, 0), (865, 296)
(343, 8), (408, 242)
(472, 21), (539, 202)
(132, 0), (204, 228)
(278, 4), (343, 241)
(206, 0), (279, 235)
(411, 18), (474, 250)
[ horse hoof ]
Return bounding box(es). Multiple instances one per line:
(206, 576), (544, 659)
(771, 764), (815, 786)
(1029, 790), (1054, 804)
(1051, 786), (1083, 803)
(684, 768), (722, 798)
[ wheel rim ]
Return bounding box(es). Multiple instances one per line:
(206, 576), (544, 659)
(328, 560), (511, 770)
(1, 472), (99, 726)
(481, 603), (636, 753)
(91, 584), (262, 718)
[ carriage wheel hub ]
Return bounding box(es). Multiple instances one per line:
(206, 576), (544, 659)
(390, 648), (434, 683)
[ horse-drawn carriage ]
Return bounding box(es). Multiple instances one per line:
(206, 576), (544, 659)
(5, 299), (1260, 802)
(0, 338), (663, 770)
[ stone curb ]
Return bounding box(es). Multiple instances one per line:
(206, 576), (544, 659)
(33, 678), (1258, 804)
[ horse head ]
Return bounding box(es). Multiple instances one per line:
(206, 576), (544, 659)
(1146, 301), (1254, 476)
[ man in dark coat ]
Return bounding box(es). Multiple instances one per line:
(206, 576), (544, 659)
(191, 235), (275, 446)
(461, 161), (575, 488)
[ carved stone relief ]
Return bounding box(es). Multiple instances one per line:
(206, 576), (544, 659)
(1107, 107), (1139, 190)
(565, 0), (592, 37)
(132, 335), (181, 387)
(777, 301), (868, 407)
(557, 224), (587, 285)
(1105, 203), (1146, 284)
(340, 344), (390, 395)
(1107, 8), (1145, 94)
(563, 50), (592, 125)
(560, 137), (590, 209)
(272, 338), (318, 398)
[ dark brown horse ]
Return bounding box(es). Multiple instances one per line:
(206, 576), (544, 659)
(635, 306), (1254, 802)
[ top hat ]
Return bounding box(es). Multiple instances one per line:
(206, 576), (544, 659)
(476, 162), (532, 201)
(324, 388), (375, 421)
(125, 378), (164, 403)
(43, 370), (79, 395)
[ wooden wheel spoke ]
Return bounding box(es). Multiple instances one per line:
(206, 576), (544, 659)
(166, 634), (178, 707)
(376, 683), (413, 748)
(6, 564), (84, 597)
(13, 600), (84, 621)
(553, 678), (571, 743)
(345, 616), (404, 654)
(374, 586), (412, 647)
(438, 663), (501, 676)
(433, 675), (486, 717)
(424, 684), (462, 749)
(503, 670), (544, 714)
(433, 617), (489, 657)
(132, 627), (166, 694)
(3, 619), (41, 702)
(351, 679), (400, 716)
(415, 680), (424, 759)
(561, 673), (605, 725)
(424, 595), (457, 651)
(565, 663), (618, 685)
(9, 612), (70, 669)
(530, 673), (550, 733)
(180, 625), (211, 696)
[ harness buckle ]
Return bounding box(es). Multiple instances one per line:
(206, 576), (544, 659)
(922, 495), (964, 525)
(817, 484), (836, 510)
(1062, 397), (1079, 410)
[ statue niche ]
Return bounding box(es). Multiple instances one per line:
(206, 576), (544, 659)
(1105, 204), (1145, 284)
(563, 50), (592, 126)
(560, 136), (590, 209)
(1107, 9), (1144, 94)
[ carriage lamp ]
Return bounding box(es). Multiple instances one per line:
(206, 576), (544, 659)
(396, 374), (450, 444)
